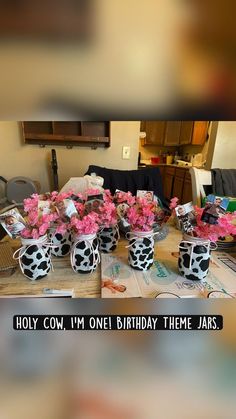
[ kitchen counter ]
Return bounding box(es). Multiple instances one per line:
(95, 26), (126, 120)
(139, 161), (192, 170)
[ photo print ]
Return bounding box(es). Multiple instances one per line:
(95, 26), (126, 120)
(137, 190), (154, 203)
(201, 195), (229, 225)
(55, 199), (78, 222)
(0, 208), (26, 239)
(85, 193), (104, 214)
(175, 202), (197, 234)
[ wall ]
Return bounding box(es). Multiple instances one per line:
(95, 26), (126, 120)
(211, 122), (236, 169)
(0, 121), (140, 197)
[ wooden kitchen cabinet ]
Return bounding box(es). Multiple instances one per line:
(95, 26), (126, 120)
(141, 121), (166, 145)
(179, 121), (194, 145)
(164, 122), (181, 146)
(163, 167), (175, 200)
(22, 122), (110, 148)
(172, 168), (185, 201)
(191, 121), (209, 145)
(141, 120), (209, 147)
(162, 166), (193, 203)
(182, 171), (193, 203)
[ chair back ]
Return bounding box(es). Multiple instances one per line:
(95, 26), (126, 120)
(6, 177), (39, 204)
(190, 167), (212, 207)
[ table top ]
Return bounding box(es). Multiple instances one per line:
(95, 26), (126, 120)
(0, 227), (182, 298)
(1, 227), (235, 298)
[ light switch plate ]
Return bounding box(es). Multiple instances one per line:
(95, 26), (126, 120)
(122, 146), (131, 159)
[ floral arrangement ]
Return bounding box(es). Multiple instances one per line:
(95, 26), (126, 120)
(114, 191), (136, 206)
(19, 189), (167, 239)
(194, 206), (236, 242)
(126, 197), (158, 232)
(21, 191), (77, 239)
(170, 197), (236, 242)
(70, 212), (100, 236)
(75, 188), (118, 230)
(21, 193), (57, 239)
(96, 202), (118, 228)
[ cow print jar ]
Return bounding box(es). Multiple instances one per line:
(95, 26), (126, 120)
(71, 233), (100, 274)
(98, 225), (119, 253)
(49, 229), (72, 257)
(178, 236), (211, 281)
(128, 230), (154, 271)
(15, 235), (51, 280)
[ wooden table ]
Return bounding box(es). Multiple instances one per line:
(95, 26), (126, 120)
(0, 227), (182, 298)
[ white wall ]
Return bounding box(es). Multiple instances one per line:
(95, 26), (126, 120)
(211, 122), (236, 169)
(0, 121), (140, 197)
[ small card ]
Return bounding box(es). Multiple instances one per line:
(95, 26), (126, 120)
(116, 202), (130, 227)
(85, 194), (103, 213)
(137, 190), (154, 202)
(38, 200), (51, 216)
(55, 199), (78, 221)
(175, 202), (197, 234)
(0, 208), (26, 239)
(201, 195), (229, 225)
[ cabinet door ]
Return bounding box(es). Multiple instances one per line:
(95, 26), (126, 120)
(192, 121), (209, 145)
(164, 122), (181, 146)
(163, 167), (175, 200)
(143, 121), (166, 145)
(182, 171), (193, 204)
(172, 168), (185, 203)
(179, 121), (193, 145)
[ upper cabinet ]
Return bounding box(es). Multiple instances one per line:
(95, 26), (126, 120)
(191, 121), (209, 145)
(140, 121), (166, 145)
(22, 122), (110, 148)
(141, 121), (209, 146)
(164, 122), (181, 146)
(179, 121), (194, 145)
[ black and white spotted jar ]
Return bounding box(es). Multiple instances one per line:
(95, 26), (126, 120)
(70, 233), (100, 274)
(49, 228), (72, 257)
(14, 234), (51, 280)
(128, 230), (154, 271)
(98, 225), (119, 253)
(178, 234), (213, 281)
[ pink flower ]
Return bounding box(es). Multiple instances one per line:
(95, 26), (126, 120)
(169, 197), (179, 210)
(126, 197), (157, 232)
(54, 190), (74, 202)
(39, 223), (50, 236)
(24, 194), (39, 212)
(103, 190), (114, 204)
(97, 202), (117, 227)
(74, 202), (85, 216)
(115, 191), (136, 206)
(70, 212), (99, 235)
(21, 227), (33, 238)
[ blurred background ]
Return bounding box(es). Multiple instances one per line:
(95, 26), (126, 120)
(0, 299), (236, 418)
(0, 0), (235, 119)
